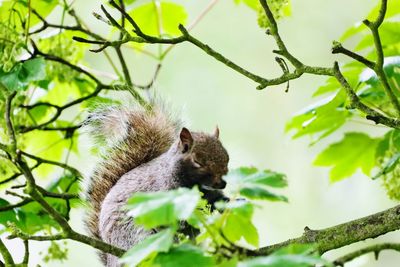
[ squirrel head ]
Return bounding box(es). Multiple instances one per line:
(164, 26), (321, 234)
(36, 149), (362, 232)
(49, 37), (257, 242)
(174, 127), (229, 189)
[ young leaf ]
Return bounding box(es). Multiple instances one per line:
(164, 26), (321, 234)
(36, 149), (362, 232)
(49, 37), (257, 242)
(120, 228), (175, 267)
(314, 132), (380, 182)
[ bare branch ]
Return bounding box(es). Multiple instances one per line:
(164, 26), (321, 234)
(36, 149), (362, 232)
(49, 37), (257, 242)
(331, 41), (375, 69)
(334, 243), (400, 266)
(0, 198), (33, 212)
(8, 233), (65, 241)
(29, 9), (104, 40)
(20, 151), (82, 178)
(256, 204), (400, 255)
(37, 185), (79, 200)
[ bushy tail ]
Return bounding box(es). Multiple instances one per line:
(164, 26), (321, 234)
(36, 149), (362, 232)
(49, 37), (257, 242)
(84, 104), (180, 241)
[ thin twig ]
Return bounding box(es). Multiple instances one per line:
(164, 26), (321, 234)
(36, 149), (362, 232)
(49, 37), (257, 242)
(22, 240), (29, 265)
(331, 41), (375, 69)
(37, 185), (79, 200)
(20, 151), (82, 177)
(0, 198), (33, 212)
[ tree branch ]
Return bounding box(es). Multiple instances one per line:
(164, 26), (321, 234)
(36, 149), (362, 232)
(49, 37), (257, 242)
(5, 91), (17, 153)
(16, 157), (125, 257)
(331, 41), (375, 69)
(8, 233), (65, 241)
(362, 0), (400, 116)
(36, 185), (79, 200)
(0, 198), (33, 212)
(255, 204), (400, 255)
(20, 151), (82, 178)
(29, 8), (104, 41)
(0, 239), (14, 266)
(332, 62), (400, 128)
(333, 243), (400, 266)
(74, 0), (333, 90)
(22, 240), (29, 265)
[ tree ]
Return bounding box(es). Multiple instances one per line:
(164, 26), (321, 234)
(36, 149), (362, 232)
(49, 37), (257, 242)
(0, 0), (399, 266)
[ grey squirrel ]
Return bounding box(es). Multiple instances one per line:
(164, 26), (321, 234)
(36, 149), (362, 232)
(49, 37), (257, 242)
(84, 105), (229, 266)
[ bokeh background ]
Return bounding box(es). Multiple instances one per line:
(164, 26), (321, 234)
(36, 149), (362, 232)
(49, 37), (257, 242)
(3, 0), (400, 266)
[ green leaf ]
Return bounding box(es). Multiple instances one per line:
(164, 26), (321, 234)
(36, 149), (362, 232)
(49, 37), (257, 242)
(221, 201), (259, 247)
(151, 244), (215, 267)
(234, 0), (259, 10)
(120, 228), (174, 267)
(0, 58), (46, 91)
(314, 132), (380, 182)
(243, 170), (288, 188)
(0, 0), (58, 29)
(20, 58), (46, 82)
(128, 2), (187, 37)
(125, 187), (201, 228)
(340, 24), (365, 42)
(225, 167), (288, 202)
(23, 130), (66, 177)
(217, 258), (239, 267)
(356, 22), (400, 51)
(0, 198), (18, 228)
(240, 187), (288, 202)
(286, 89), (350, 143)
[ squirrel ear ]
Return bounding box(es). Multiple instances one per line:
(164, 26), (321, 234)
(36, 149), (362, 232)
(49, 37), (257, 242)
(213, 126), (220, 139)
(180, 127), (193, 153)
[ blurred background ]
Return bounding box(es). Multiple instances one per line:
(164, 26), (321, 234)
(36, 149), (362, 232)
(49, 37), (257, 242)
(3, 0), (400, 266)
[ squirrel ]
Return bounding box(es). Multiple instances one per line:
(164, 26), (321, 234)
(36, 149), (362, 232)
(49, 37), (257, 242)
(84, 104), (229, 267)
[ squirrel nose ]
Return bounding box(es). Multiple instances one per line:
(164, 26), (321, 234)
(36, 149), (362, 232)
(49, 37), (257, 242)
(215, 180), (226, 189)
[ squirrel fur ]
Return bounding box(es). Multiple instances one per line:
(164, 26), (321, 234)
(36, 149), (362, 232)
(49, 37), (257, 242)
(84, 104), (229, 266)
